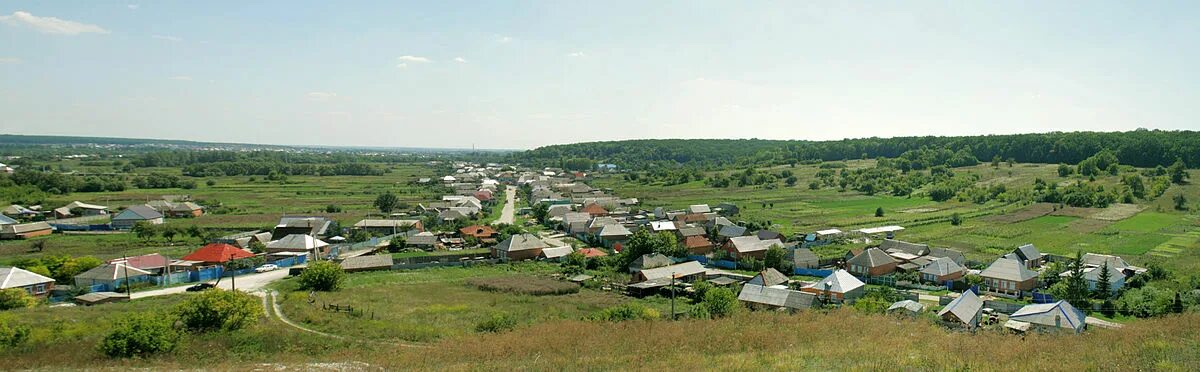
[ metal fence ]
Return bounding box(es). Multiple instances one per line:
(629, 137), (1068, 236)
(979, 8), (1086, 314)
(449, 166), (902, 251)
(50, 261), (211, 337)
(793, 268), (834, 277)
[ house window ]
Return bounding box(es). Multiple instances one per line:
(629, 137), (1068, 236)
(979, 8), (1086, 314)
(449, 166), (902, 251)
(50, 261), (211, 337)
(34, 284), (46, 294)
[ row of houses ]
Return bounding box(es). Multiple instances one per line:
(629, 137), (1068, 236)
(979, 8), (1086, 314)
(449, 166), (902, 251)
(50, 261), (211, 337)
(0, 198), (205, 240)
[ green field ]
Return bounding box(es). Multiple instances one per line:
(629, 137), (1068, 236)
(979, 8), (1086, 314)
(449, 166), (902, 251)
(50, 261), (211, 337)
(274, 263), (683, 342)
(0, 163), (448, 263)
(596, 161), (1200, 272)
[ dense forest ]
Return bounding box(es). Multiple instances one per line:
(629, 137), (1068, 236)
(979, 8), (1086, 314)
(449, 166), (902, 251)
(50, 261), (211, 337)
(516, 130), (1200, 170)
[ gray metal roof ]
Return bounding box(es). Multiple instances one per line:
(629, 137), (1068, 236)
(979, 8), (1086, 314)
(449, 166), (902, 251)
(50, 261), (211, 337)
(887, 299), (925, 313)
(74, 263), (152, 281)
(928, 247), (966, 265)
(340, 255), (394, 271)
(738, 284), (817, 310)
(1010, 301), (1086, 332)
(638, 261), (705, 282)
(938, 290), (983, 325)
(803, 269), (864, 294)
(495, 234), (549, 252)
(980, 257), (1038, 282)
(630, 253), (673, 271)
(0, 267), (55, 288)
(540, 246), (574, 259)
(747, 268), (789, 287)
(847, 248), (897, 268)
(920, 257), (964, 277)
(880, 239), (929, 256)
(112, 205), (163, 221)
(598, 224), (631, 237)
(1013, 244), (1043, 262)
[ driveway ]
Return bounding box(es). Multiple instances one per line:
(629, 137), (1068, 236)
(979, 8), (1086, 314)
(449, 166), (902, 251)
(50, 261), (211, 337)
(131, 269), (291, 299)
(493, 185), (516, 225)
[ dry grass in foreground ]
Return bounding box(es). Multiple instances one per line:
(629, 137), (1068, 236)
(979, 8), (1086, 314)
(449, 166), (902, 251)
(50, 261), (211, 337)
(379, 309), (1200, 371)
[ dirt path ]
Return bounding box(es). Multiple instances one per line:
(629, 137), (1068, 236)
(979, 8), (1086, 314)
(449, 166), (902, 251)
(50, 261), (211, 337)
(266, 290), (429, 348)
(493, 185), (516, 225)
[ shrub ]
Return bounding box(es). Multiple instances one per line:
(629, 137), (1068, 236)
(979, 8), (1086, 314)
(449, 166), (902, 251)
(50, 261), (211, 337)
(97, 313), (180, 358)
(325, 204), (342, 213)
(298, 260), (347, 292)
(0, 320), (30, 348)
(467, 276), (580, 296)
(694, 287), (738, 319)
(590, 303), (660, 322)
(175, 289), (261, 332)
(0, 289), (37, 310)
(475, 312), (518, 333)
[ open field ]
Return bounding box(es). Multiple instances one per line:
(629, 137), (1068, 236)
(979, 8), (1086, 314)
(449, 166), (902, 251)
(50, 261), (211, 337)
(0, 163), (449, 263)
(596, 162), (1200, 272)
(274, 263), (685, 342)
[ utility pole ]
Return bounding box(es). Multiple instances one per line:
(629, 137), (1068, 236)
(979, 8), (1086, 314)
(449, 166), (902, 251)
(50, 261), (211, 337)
(229, 253), (236, 291)
(121, 254), (130, 294)
(670, 273), (677, 321)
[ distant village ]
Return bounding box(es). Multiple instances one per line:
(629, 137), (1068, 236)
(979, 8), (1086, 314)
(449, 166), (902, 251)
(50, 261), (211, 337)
(0, 160), (1146, 333)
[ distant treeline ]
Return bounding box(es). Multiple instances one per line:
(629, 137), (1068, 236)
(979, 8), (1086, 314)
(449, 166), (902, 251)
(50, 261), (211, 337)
(517, 130), (1200, 170)
(134, 151), (385, 176)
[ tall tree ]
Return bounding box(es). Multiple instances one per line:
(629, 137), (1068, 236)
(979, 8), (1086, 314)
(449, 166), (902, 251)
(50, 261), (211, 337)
(374, 192), (400, 214)
(1094, 261), (1112, 299)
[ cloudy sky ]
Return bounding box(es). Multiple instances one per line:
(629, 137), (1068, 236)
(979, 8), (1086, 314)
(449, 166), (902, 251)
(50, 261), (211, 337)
(2, 1), (1197, 149)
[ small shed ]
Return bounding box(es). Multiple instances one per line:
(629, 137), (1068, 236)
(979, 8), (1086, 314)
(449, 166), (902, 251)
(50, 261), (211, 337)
(340, 255), (395, 273)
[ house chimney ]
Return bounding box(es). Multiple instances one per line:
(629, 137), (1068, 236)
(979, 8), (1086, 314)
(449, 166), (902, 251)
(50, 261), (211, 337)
(1055, 314), (1061, 329)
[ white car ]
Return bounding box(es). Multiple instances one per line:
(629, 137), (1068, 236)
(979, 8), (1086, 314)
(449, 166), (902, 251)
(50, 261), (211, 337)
(254, 264), (279, 273)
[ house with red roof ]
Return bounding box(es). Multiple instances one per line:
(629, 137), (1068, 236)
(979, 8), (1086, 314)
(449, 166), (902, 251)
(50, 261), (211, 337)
(108, 253), (171, 275)
(580, 203), (608, 217)
(684, 235), (716, 255)
(459, 225), (498, 239)
(473, 190), (495, 203)
(578, 248), (609, 258)
(182, 243), (254, 265)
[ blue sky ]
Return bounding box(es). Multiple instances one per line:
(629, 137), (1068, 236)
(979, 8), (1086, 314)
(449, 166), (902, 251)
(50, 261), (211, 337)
(2, 1), (1197, 149)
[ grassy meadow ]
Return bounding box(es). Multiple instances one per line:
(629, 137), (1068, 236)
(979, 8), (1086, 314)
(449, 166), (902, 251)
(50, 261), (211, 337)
(0, 163), (441, 263)
(595, 161), (1200, 272)
(273, 263), (686, 342)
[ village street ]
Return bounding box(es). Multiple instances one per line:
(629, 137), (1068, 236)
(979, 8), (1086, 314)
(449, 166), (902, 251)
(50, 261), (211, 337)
(131, 269), (290, 299)
(493, 185), (516, 225)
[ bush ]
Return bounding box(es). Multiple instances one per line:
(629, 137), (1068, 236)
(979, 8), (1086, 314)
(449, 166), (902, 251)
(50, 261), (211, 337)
(0, 319), (30, 348)
(98, 313), (180, 358)
(325, 204), (343, 213)
(589, 303), (660, 322)
(475, 312), (518, 333)
(0, 289), (37, 310)
(175, 289), (261, 332)
(467, 276), (579, 296)
(693, 287), (738, 319)
(298, 260), (346, 292)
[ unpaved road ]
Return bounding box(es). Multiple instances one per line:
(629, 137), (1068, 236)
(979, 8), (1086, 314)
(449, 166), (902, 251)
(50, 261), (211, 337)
(493, 185), (516, 225)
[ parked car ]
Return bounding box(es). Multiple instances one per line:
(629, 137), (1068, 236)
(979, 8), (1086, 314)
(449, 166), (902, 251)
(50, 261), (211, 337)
(186, 283), (215, 292)
(255, 264), (279, 273)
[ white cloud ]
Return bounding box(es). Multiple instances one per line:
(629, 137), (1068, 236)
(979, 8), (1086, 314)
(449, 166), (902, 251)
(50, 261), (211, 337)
(307, 92), (338, 101)
(397, 55), (431, 63)
(169, 76), (192, 81)
(127, 4), (139, 10)
(454, 57), (467, 63)
(153, 34), (182, 42)
(567, 51), (586, 57)
(0, 57), (21, 64)
(0, 11), (109, 35)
